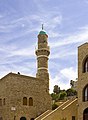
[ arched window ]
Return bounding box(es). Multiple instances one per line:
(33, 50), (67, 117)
(23, 97), (27, 105)
(83, 57), (88, 73)
(29, 97), (33, 106)
(3, 98), (5, 105)
(0, 99), (2, 106)
(83, 108), (88, 120)
(83, 85), (88, 102)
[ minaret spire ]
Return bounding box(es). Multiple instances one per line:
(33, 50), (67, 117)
(42, 24), (44, 30)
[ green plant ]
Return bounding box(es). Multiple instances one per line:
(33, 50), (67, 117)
(59, 91), (67, 100)
(52, 103), (58, 110)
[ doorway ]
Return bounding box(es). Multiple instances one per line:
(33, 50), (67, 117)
(20, 117), (26, 120)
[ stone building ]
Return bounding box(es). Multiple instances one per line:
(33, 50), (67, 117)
(0, 28), (52, 120)
(78, 43), (88, 120)
(34, 43), (88, 120)
(0, 26), (88, 120)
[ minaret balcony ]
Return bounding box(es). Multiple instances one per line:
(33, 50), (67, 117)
(35, 46), (50, 56)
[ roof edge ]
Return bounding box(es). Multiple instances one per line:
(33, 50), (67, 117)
(0, 72), (41, 81)
(78, 42), (88, 48)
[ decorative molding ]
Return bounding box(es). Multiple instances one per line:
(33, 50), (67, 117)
(37, 55), (48, 58)
(38, 67), (48, 70)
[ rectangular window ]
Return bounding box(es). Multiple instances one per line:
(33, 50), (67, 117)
(72, 116), (75, 120)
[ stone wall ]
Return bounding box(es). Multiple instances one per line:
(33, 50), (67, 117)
(40, 99), (78, 120)
(0, 73), (51, 120)
(78, 43), (88, 120)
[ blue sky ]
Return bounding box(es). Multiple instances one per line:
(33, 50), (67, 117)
(0, 0), (88, 93)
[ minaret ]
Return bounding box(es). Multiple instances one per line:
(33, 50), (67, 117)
(35, 25), (50, 89)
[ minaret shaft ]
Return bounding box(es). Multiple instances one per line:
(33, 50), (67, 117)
(35, 30), (50, 81)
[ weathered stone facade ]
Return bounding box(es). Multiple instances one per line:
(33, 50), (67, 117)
(78, 43), (88, 120)
(0, 26), (88, 120)
(0, 29), (52, 120)
(34, 42), (88, 120)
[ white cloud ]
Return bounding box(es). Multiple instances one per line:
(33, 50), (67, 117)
(10, 47), (35, 57)
(49, 75), (59, 93)
(85, 0), (88, 3)
(49, 67), (77, 93)
(79, 25), (88, 30)
(50, 48), (77, 59)
(60, 67), (77, 80)
(49, 75), (70, 93)
(50, 26), (88, 48)
(48, 31), (62, 38)
(0, 15), (3, 18)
